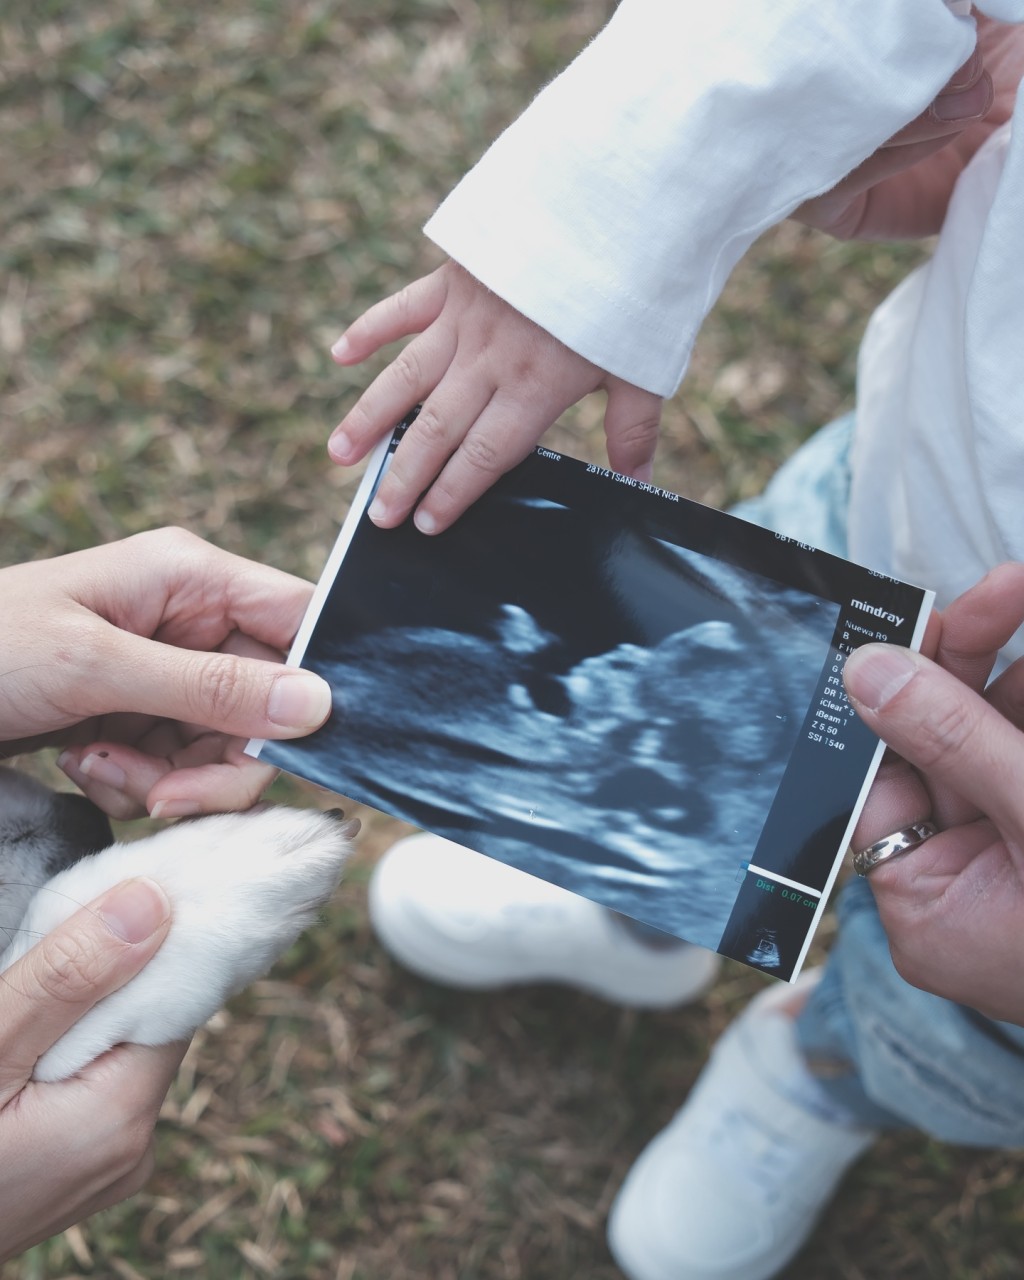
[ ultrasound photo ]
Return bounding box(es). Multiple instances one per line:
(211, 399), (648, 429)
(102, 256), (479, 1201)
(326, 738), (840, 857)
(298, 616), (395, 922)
(257, 422), (932, 978)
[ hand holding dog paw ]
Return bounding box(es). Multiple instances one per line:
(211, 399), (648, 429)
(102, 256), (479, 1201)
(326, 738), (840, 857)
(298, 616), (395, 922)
(2, 805), (354, 1084)
(0, 528), (332, 818)
(0, 877), (185, 1263)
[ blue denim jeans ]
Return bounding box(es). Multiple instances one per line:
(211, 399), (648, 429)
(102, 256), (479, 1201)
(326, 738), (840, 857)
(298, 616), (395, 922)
(734, 415), (1024, 1146)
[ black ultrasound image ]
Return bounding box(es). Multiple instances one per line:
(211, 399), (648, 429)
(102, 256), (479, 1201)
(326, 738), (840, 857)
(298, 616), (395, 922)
(267, 467), (840, 954)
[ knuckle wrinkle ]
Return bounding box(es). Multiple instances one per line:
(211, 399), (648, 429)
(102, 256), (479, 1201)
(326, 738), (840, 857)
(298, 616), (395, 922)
(196, 653), (244, 722)
(915, 697), (975, 771)
(411, 405), (447, 448)
(37, 931), (102, 1004)
(460, 434), (501, 474)
(392, 347), (422, 394)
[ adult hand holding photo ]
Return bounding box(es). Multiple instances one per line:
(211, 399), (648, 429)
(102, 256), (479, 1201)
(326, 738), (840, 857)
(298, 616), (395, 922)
(0, 529), (331, 820)
(845, 563), (1024, 1024)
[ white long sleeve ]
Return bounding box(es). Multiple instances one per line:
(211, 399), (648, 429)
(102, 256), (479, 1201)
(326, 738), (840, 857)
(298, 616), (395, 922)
(426, 0), (1024, 664)
(425, 0), (979, 395)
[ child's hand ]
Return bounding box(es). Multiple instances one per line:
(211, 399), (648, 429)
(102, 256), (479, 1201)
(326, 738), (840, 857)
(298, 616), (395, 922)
(328, 261), (663, 534)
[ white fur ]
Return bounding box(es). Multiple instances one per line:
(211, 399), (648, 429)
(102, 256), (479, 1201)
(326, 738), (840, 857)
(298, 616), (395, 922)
(0, 805), (353, 1082)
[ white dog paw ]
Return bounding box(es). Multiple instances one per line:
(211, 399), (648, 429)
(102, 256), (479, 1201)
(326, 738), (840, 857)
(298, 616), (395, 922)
(4, 806), (356, 1083)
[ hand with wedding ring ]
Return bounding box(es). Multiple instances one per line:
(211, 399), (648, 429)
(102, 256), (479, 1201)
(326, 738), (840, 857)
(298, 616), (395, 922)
(844, 562), (1024, 1025)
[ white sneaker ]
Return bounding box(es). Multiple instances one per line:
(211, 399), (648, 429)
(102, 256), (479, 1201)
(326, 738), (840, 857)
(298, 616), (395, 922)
(368, 833), (720, 1008)
(607, 973), (877, 1280)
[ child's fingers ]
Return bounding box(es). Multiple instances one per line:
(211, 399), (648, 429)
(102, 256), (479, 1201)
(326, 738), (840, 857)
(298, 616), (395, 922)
(328, 271), (450, 468)
(329, 270), (447, 366)
(602, 381), (664, 482)
(410, 396), (566, 535)
(365, 374), (496, 529)
(329, 324), (456, 467)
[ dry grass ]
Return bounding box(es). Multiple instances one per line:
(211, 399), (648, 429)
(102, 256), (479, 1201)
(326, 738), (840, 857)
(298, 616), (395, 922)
(4, 1), (1024, 1277)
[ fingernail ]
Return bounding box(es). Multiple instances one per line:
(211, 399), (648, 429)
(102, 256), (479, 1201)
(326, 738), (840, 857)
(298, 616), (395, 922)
(80, 752), (127, 791)
(932, 77), (992, 121)
(368, 497), (389, 525)
(330, 335), (351, 360)
(267, 671), (333, 731)
(150, 799), (202, 820)
(414, 508), (437, 535)
(98, 877), (170, 944)
(947, 47), (981, 89)
(843, 644), (920, 711)
(328, 429), (351, 462)
(56, 750), (80, 780)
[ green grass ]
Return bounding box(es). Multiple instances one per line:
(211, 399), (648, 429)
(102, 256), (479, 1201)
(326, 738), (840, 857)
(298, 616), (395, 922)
(4, 1), (1023, 1276)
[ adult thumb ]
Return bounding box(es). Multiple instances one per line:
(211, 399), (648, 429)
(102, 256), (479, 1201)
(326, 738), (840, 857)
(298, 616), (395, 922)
(843, 643), (1022, 834)
(89, 631), (333, 740)
(0, 878), (170, 1100)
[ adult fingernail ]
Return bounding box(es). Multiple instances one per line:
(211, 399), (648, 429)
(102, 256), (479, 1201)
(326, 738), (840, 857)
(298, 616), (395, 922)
(948, 48), (982, 90)
(414, 508), (437, 535)
(150, 799), (202, 820)
(932, 76), (992, 121)
(368, 496), (389, 525)
(56, 750), (82, 782)
(330, 335), (351, 360)
(844, 644), (920, 711)
(80, 752), (127, 791)
(98, 878), (170, 944)
(267, 671), (333, 732)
